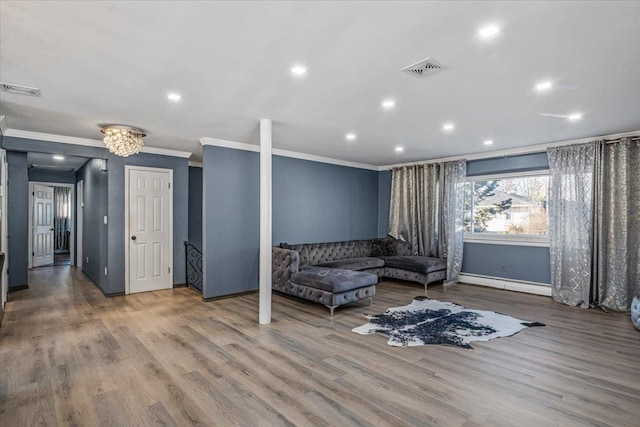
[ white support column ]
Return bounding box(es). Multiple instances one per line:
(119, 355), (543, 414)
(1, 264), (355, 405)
(259, 118), (272, 324)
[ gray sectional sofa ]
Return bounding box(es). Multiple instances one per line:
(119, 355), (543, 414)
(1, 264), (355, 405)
(272, 238), (447, 315)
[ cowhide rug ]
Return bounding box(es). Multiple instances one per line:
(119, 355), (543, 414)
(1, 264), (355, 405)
(352, 296), (544, 349)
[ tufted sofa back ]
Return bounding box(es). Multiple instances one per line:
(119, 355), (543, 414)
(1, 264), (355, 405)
(288, 238), (412, 266)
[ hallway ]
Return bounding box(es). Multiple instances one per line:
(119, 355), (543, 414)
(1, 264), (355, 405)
(1, 267), (639, 426)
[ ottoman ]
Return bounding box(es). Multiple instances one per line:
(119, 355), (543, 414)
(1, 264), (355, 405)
(290, 267), (377, 316)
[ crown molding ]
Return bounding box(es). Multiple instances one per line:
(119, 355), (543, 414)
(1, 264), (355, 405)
(199, 137), (379, 171)
(3, 129), (192, 158)
(379, 129), (640, 170)
(0, 116), (7, 135)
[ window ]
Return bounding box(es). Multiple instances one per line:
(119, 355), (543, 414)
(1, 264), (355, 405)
(464, 172), (549, 245)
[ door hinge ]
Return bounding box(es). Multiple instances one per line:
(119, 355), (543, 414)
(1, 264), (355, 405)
(168, 267), (171, 274)
(32, 252), (34, 256)
(168, 182), (171, 189)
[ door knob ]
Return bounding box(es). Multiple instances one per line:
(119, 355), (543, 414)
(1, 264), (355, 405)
(131, 236), (137, 241)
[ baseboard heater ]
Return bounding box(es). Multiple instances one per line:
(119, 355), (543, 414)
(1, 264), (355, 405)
(458, 273), (551, 296)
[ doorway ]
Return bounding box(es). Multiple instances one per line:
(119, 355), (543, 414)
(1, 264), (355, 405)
(125, 166), (173, 294)
(29, 182), (75, 268)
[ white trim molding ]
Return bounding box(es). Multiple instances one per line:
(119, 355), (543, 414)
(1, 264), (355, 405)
(199, 137), (380, 171)
(463, 234), (550, 247)
(4, 129), (192, 158)
(188, 161), (203, 168)
(0, 116), (7, 135)
(459, 273), (552, 296)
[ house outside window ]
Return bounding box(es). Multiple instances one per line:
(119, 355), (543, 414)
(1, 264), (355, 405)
(463, 171), (549, 246)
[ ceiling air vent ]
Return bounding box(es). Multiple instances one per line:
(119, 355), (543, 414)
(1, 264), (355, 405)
(0, 83), (41, 96)
(400, 57), (448, 79)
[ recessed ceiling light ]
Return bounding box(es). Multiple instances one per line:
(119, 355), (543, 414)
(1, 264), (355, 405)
(567, 113), (583, 121)
(478, 24), (501, 39)
(483, 140), (494, 146)
(345, 132), (356, 141)
(381, 99), (396, 110)
(290, 65), (308, 76)
(53, 155), (65, 161)
(442, 122), (455, 132)
(395, 146), (404, 153)
(167, 93), (181, 101)
(535, 80), (553, 92)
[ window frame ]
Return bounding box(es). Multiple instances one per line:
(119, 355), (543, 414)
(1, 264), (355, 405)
(463, 169), (550, 247)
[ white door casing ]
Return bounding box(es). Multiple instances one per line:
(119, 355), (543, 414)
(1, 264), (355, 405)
(33, 184), (54, 267)
(1, 150), (8, 309)
(126, 167), (173, 294)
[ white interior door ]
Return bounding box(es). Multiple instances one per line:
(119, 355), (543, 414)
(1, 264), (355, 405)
(33, 184), (55, 267)
(1, 150), (8, 310)
(76, 180), (83, 269)
(128, 168), (172, 294)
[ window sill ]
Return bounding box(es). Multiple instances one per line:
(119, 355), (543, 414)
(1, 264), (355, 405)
(463, 234), (549, 247)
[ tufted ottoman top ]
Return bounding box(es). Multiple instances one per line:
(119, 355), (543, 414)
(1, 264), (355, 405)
(292, 267), (378, 293)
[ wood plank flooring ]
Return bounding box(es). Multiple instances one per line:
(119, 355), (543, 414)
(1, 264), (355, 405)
(1, 266), (639, 426)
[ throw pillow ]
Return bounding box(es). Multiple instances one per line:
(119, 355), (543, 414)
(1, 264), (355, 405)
(371, 238), (397, 257)
(279, 242), (292, 249)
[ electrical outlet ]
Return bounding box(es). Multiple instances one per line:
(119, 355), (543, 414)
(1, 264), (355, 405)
(103, 216), (108, 224)
(500, 265), (507, 272)
(86, 256), (89, 264)
(104, 267), (108, 276)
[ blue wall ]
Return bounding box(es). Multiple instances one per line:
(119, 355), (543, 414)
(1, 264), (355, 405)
(462, 243), (551, 284)
(2, 136), (189, 294)
(28, 169), (77, 184)
(202, 148), (381, 299)
(7, 152), (29, 287)
(77, 159), (109, 289)
(188, 167), (203, 249)
(203, 146), (259, 299)
(273, 156), (378, 244)
(377, 170), (392, 237)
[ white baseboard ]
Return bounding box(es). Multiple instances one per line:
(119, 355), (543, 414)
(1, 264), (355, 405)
(458, 274), (551, 296)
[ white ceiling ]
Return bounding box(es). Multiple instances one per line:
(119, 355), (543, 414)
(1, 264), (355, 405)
(1, 1), (639, 165)
(27, 152), (88, 171)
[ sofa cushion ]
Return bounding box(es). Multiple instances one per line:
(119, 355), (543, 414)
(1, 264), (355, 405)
(291, 267), (378, 293)
(380, 256), (446, 274)
(315, 257), (384, 271)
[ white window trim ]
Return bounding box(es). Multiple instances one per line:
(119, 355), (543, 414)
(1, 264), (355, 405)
(464, 169), (550, 247)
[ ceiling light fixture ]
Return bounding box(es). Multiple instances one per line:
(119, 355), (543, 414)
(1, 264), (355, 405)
(382, 99), (396, 110)
(395, 146), (404, 153)
(483, 140), (494, 146)
(100, 125), (146, 157)
(535, 80), (553, 92)
(442, 122), (455, 132)
(53, 155), (65, 161)
(567, 113), (583, 121)
(167, 93), (182, 101)
(345, 132), (357, 141)
(290, 65), (308, 76)
(478, 24), (501, 39)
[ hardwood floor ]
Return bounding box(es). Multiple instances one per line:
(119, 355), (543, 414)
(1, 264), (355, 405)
(1, 266), (639, 426)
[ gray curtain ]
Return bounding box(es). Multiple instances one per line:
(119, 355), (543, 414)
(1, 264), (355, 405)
(388, 164), (443, 257)
(548, 138), (640, 311)
(388, 160), (466, 283)
(594, 138), (640, 311)
(548, 142), (596, 307)
(54, 186), (71, 251)
(442, 160), (467, 284)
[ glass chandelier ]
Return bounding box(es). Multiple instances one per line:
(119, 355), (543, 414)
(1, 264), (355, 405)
(100, 125), (146, 157)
